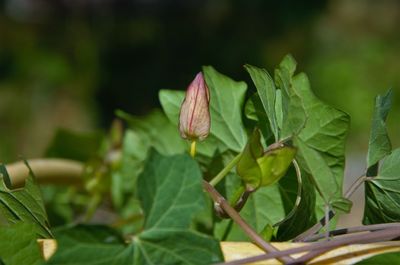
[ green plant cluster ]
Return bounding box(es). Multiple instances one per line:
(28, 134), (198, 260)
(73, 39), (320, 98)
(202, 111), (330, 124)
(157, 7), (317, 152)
(0, 55), (399, 264)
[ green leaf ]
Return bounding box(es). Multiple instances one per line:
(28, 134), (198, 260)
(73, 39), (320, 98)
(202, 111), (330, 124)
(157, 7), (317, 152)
(117, 110), (187, 156)
(276, 168), (317, 240)
(257, 147), (296, 187)
(236, 129), (264, 189)
(236, 129), (296, 189)
(134, 151), (223, 264)
(159, 89), (185, 125)
(46, 225), (132, 265)
(214, 181), (285, 241)
(244, 64), (278, 140)
(45, 128), (104, 162)
(203, 66), (248, 152)
(292, 73), (350, 205)
(355, 251), (400, 264)
(0, 222), (43, 265)
(137, 151), (205, 229)
(111, 130), (148, 208)
(0, 164), (52, 238)
(367, 89), (393, 170)
(274, 56), (307, 140)
(363, 148), (400, 224)
(244, 94), (274, 144)
(134, 229), (222, 265)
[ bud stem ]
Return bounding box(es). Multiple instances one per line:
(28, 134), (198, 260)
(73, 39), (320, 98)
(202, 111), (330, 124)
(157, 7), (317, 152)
(209, 152), (243, 186)
(190, 140), (197, 158)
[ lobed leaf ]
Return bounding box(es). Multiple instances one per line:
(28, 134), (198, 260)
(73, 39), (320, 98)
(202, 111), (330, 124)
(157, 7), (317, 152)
(244, 65), (279, 140)
(0, 222), (43, 265)
(203, 66), (248, 152)
(0, 164), (52, 238)
(363, 148), (400, 224)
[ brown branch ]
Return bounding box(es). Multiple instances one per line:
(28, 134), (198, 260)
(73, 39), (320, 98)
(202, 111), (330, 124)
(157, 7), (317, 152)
(202, 180), (295, 264)
(219, 228), (400, 265)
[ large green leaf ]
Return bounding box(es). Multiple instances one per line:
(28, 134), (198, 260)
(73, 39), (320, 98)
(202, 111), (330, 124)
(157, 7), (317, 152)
(203, 66), (247, 152)
(46, 225), (133, 265)
(134, 151), (223, 264)
(159, 89), (185, 126)
(0, 222), (43, 265)
(244, 65), (278, 140)
(214, 173), (285, 241)
(244, 93), (274, 144)
(366, 89), (393, 170)
(117, 110), (187, 156)
(134, 229), (222, 265)
(363, 148), (400, 224)
(137, 151), (205, 230)
(276, 168), (316, 240)
(274, 54), (306, 139)
(0, 164), (52, 238)
(113, 110), (188, 208)
(49, 153), (223, 265)
(292, 73), (350, 205)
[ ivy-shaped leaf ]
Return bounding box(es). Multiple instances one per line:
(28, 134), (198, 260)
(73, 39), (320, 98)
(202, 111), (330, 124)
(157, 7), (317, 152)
(203, 66), (248, 152)
(134, 151), (223, 264)
(363, 148), (400, 224)
(46, 225), (133, 265)
(48, 152), (223, 265)
(0, 164), (52, 238)
(366, 88), (392, 172)
(0, 222), (43, 265)
(292, 73), (350, 206)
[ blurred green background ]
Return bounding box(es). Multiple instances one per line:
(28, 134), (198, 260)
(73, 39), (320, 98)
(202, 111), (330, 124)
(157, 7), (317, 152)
(0, 0), (399, 163)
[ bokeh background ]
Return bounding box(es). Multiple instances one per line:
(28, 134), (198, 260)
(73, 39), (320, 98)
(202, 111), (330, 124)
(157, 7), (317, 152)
(1, 0), (399, 224)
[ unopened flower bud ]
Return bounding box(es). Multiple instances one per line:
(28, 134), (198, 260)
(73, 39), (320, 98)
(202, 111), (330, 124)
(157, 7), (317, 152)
(179, 72), (211, 141)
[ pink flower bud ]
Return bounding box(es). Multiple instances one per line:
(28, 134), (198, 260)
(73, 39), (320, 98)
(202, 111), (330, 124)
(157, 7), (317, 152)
(179, 72), (211, 141)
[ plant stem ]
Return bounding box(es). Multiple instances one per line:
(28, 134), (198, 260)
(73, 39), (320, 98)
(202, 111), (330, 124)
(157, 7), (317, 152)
(209, 152), (242, 187)
(219, 227), (400, 265)
(203, 180), (295, 264)
(294, 175), (372, 242)
(190, 140), (197, 158)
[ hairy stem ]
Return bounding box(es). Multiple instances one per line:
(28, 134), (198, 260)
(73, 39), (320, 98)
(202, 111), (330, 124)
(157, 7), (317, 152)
(203, 180), (294, 264)
(209, 152), (242, 187)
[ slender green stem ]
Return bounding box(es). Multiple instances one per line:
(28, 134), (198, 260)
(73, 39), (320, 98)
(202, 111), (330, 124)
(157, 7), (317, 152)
(209, 152), (242, 187)
(190, 140), (197, 158)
